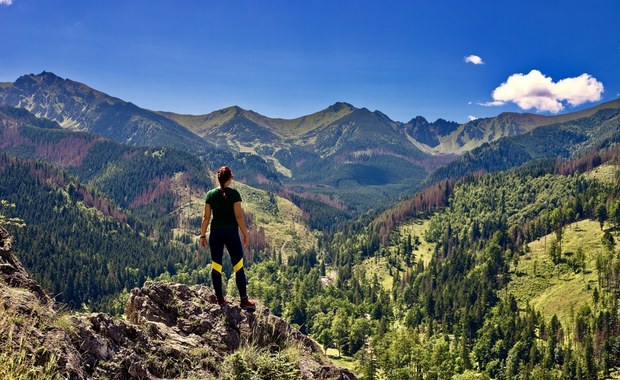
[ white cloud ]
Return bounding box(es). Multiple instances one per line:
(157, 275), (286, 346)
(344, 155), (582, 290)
(468, 115), (478, 121)
(485, 70), (604, 113)
(0, 0), (13, 5)
(464, 55), (484, 65)
(480, 100), (505, 107)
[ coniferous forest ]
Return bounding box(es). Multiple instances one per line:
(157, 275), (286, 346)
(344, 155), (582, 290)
(239, 146), (620, 379)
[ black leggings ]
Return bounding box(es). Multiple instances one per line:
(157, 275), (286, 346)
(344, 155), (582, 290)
(209, 228), (247, 299)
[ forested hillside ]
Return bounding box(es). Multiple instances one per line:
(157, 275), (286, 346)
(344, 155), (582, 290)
(0, 154), (196, 311)
(241, 145), (620, 379)
(1, 110), (284, 239)
(2, 116), (202, 234)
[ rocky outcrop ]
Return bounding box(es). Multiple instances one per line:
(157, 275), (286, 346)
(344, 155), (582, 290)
(0, 226), (356, 379)
(0, 226), (51, 305)
(1, 226), (87, 378)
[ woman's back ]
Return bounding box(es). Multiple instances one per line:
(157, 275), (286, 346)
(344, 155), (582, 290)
(205, 187), (241, 229)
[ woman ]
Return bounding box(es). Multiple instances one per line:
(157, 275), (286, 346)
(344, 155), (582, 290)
(200, 166), (255, 310)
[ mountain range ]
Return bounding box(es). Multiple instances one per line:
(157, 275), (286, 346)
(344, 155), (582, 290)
(2, 71), (620, 216)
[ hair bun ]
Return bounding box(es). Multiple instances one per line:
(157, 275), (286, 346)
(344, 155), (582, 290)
(217, 166), (232, 196)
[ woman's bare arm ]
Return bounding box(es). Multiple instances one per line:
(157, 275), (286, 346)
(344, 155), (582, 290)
(234, 201), (249, 247)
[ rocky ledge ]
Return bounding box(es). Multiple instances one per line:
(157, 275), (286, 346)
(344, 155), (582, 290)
(0, 226), (356, 379)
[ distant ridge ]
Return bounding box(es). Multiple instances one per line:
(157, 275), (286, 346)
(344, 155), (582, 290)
(434, 97), (620, 153)
(0, 72), (215, 154)
(159, 93), (620, 156)
(3, 71), (618, 158)
(425, 103), (620, 185)
(158, 101), (357, 138)
(158, 99), (444, 213)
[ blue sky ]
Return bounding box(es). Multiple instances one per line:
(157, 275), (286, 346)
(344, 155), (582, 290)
(1, 0), (619, 123)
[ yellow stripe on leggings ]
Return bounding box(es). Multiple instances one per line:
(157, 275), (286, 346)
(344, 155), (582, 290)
(233, 258), (244, 273)
(212, 262), (223, 273)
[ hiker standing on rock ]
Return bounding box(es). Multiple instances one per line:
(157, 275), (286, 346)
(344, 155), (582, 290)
(200, 166), (255, 311)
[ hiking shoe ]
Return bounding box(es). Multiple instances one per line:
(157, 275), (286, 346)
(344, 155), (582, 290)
(240, 298), (256, 311)
(209, 295), (228, 306)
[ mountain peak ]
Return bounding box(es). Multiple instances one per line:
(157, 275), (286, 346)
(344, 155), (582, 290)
(401, 116), (460, 148)
(0, 71), (220, 153)
(373, 110), (393, 122)
(36, 70), (62, 80)
(408, 115), (429, 125)
(15, 71), (63, 87)
(327, 101), (355, 112)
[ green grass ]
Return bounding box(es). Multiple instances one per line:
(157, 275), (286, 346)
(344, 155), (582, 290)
(231, 141), (293, 177)
(220, 344), (303, 380)
(324, 347), (357, 373)
(236, 182), (318, 256)
(508, 219), (614, 326)
(585, 163), (619, 185)
(358, 256), (394, 290)
(396, 219), (434, 266)
(0, 286), (60, 379)
(358, 219), (434, 292)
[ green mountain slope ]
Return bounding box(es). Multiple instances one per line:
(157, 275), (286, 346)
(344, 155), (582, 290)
(163, 102), (440, 216)
(293, 145), (620, 378)
(509, 219), (606, 326)
(0, 154), (189, 310)
(285, 108), (433, 205)
(0, 109), (209, 226)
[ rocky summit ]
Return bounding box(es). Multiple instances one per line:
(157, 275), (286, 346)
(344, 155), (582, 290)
(0, 226), (356, 380)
